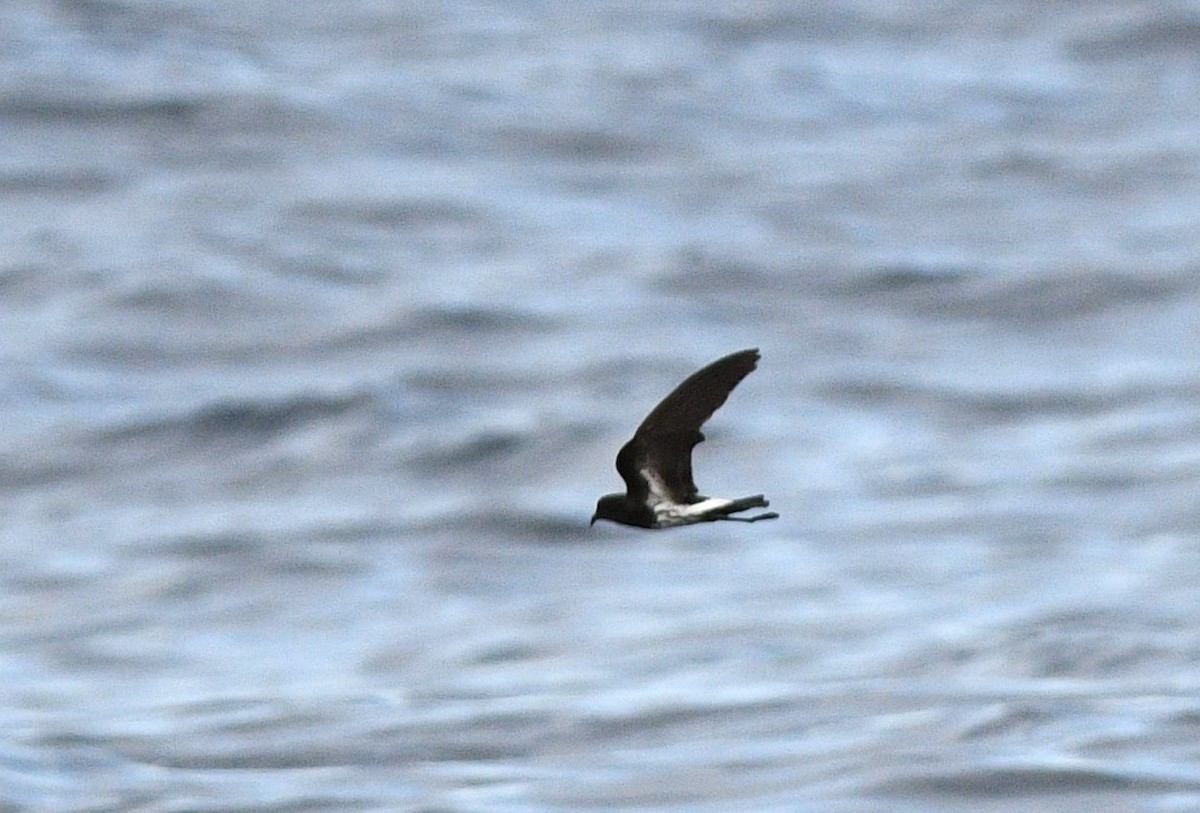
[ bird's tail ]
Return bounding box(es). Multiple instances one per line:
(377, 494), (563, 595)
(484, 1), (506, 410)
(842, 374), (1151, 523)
(713, 495), (778, 522)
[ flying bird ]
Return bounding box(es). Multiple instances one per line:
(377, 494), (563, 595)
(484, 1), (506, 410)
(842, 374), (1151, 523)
(591, 348), (778, 529)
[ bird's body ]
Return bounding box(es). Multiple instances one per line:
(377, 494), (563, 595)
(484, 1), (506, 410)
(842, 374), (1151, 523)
(591, 348), (778, 529)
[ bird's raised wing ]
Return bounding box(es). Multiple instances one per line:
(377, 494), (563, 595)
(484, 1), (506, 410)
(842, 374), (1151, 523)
(615, 348), (760, 504)
(634, 348), (760, 438)
(615, 431), (704, 504)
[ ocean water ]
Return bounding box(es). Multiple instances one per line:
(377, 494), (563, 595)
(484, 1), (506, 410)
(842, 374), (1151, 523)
(4, 2), (1200, 810)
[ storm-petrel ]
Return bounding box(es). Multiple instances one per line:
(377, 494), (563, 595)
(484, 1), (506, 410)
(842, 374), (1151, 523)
(591, 348), (778, 529)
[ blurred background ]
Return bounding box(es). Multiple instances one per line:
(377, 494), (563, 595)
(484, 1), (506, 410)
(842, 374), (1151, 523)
(3, 1), (1200, 810)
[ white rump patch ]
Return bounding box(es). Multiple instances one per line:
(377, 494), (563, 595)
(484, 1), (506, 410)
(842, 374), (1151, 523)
(651, 496), (735, 528)
(640, 467), (738, 527)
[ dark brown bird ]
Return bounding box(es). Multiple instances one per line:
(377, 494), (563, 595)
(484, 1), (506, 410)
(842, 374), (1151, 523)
(591, 348), (778, 529)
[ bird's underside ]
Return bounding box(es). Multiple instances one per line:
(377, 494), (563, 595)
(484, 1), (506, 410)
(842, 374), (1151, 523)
(591, 348), (779, 529)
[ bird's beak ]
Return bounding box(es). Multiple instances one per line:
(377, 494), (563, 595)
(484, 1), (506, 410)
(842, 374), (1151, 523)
(590, 515), (598, 527)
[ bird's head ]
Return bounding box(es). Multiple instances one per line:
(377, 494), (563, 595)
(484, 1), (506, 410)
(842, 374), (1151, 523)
(591, 493), (625, 526)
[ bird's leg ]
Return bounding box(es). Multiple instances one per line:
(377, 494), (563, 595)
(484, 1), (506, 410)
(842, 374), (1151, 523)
(717, 511), (779, 523)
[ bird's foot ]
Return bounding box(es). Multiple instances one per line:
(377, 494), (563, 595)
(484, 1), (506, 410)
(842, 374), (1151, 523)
(719, 511), (779, 523)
